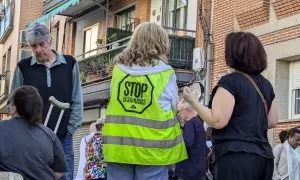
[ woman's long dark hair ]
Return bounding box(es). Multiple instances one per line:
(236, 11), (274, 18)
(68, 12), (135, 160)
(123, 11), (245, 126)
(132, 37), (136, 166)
(11, 86), (43, 124)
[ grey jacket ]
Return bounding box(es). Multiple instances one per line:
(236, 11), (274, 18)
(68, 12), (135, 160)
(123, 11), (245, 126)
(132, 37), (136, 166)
(273, 143), (288, 180)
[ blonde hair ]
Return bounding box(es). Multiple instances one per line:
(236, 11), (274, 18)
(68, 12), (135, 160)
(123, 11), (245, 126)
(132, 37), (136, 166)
(114, 22), (169, 67)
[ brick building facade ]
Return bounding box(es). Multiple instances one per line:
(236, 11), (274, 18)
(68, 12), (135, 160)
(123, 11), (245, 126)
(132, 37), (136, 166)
(202, 0), (300, 145)
(0, 0), (43, 117)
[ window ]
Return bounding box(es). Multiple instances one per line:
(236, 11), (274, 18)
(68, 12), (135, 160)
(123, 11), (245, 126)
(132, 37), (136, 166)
(2, 0), (10, 8)
(167, 0), (188, 29)
(290, 61), (300, 118)
(294, 89), (300, 115)
(116, 7), (136, 32)
(83, 24), (99, 58)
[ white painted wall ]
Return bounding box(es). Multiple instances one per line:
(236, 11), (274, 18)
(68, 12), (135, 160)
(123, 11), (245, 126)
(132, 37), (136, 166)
(150, 0), (163, 25)
(83, 108), (100, 123)
(74, 9), (105, 57)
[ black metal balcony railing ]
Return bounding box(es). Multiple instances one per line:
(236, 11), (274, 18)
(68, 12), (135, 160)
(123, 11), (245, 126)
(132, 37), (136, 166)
(169, 35), (195, 70)
(0, 1), (14, 43)
(76, 37), (131, 85)
(77, 30), (195, 85)
(106, 16), (139, 45)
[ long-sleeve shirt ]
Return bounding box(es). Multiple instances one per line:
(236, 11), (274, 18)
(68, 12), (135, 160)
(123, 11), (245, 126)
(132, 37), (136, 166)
(10, 52), (83, 134)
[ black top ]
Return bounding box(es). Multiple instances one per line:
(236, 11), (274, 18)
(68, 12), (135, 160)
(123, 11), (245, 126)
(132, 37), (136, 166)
(211, 72), (275, 161)
(175, 116), (208, 178)
(0, 117), (67, 180)
(17, 55), (75, 138)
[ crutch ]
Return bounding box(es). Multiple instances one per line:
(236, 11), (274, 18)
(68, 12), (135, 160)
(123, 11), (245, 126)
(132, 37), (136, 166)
(44, 96), (70, 134)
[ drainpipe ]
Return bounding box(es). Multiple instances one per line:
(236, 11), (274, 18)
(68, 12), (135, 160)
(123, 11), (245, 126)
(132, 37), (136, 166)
(162, 0), (167, 26)
(105, 0), (109, 43)
(204, 0), (214, 106)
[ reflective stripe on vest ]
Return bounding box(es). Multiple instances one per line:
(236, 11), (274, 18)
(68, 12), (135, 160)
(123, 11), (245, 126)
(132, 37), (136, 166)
(105, 115), (177, 129)
(103, 135), (183, 148)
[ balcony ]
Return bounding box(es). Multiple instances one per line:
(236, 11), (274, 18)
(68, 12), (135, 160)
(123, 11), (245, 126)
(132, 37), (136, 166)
(77, 29), (195, 86)
(77, 37), (130, 85)
(0, 1), (14, 43)
(106, 16), (139, 45)
(43, 0), (64, 13)
(78, 27), (195, 106)
(43, 0), (105, 16)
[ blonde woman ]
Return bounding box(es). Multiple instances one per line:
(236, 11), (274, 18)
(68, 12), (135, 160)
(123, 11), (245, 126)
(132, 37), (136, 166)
(102, 22), (187, 180)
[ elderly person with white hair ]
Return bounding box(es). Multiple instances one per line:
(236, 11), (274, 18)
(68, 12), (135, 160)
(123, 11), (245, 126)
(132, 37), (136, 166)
(11, 22), (83, 180)
(75, 117), (106, 180)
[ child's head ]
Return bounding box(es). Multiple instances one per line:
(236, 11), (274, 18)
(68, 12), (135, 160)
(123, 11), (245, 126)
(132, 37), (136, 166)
(115, 22), (169, 67)
(279, 130), (288, 143)
(95, 117), (105, 132)
(287, 128), (300, 149)
(10, 86), (43, 124)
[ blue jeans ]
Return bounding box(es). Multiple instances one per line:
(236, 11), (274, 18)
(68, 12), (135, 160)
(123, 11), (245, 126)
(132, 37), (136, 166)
(59, 133), (74, 180)
(107, 163), (168, 180)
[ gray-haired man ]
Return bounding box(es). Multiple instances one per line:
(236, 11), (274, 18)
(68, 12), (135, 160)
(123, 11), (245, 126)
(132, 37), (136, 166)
(11, 22), (83, 180)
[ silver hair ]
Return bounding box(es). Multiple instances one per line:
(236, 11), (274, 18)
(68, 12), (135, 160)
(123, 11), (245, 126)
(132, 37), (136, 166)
(26, 22), (51, 45)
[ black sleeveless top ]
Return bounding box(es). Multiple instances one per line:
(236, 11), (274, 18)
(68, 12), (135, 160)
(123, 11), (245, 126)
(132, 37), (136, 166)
(211, 72), (275, 161)
(17, 55), (76, 138)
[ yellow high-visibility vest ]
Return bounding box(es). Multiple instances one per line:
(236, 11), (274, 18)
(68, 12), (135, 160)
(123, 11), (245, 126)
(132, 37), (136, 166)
(103, 65), (187, 165)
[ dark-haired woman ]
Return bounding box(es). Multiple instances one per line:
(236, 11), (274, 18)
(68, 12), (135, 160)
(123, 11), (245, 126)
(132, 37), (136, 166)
(273, 128), (300, 180)
(183, 32), (279, 180)
(0, 86), (67, 180)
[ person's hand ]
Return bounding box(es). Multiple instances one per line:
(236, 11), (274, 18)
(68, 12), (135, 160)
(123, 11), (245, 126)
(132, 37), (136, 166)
(182, 86), (198, 105)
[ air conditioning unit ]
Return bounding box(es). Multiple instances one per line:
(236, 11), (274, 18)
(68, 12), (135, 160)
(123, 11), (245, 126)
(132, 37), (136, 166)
(19, 49), (33, 61)
(193, 47), (205, 70)
(19, 30), (27, 45)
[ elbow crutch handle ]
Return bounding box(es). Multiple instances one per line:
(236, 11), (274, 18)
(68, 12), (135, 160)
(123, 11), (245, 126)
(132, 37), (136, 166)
(48, 96), (70, 110)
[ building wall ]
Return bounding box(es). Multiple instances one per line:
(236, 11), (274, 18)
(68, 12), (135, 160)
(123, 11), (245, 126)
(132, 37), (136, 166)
(63, 20), (75, 55)
(108, 0), (151, 23)
(136, 0), (151, 23)
(73, 10), (105, 57)
(207, 0), (300, 145)
(0, 0), (20, 99)
(150, 0), (162, 24)
(19, 0), (43, 30)
(61, 0), (151, 56)
(50, 15), (67, 54)
(275, 60), (289, 120)
(0, 0), (42, 116)
(195, 0), (211, 48)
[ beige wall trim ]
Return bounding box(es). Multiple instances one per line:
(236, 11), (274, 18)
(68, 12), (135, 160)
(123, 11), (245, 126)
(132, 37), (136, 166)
(247, 13), (300, 36)
(278, 119), (300, 123)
